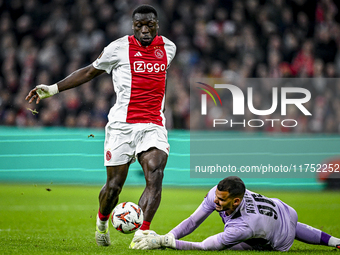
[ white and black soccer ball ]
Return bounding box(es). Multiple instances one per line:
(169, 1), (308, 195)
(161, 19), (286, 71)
(111, 202), (143, 234)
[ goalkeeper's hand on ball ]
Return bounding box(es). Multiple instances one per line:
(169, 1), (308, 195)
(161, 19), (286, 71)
(132, 231), (176, 250)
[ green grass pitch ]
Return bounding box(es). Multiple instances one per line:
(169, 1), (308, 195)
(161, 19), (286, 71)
(0, 184), (339, 255)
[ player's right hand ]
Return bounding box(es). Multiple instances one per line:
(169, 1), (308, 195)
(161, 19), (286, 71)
(161, 233), (176, 248)
(25, 84), (59, 104)
(132, 234), (161, 250)
(132, 231), (176, 250)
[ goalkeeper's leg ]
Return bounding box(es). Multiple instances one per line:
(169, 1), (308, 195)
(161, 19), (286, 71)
(295, 222), (340, 248)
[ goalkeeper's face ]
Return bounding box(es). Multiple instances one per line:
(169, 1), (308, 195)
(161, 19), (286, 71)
(132, 13), (159, 46)
(214, 189), (241, 214)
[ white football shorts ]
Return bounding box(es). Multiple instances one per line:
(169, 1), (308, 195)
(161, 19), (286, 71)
(104, 122), (170, 166)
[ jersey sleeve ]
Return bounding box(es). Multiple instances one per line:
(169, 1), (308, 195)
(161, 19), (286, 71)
(201, 186), (217, 213)
(218, 223), (253, 248)
(175, 233), (225, 250)
(162, 36), (176, 68)
(169, 186), (216, 239)
(92, 37), (125, 74)
(169, 203), (211, 239)
(174, 224), (253, 250)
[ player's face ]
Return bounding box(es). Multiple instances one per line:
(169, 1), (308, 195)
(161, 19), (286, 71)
(214, 189), (240, 213)
(132, 13), (159, 46)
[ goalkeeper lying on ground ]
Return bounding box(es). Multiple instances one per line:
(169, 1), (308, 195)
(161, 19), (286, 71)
(131, 176), (340, 251)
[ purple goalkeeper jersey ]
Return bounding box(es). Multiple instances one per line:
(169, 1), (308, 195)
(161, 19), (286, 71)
(170, 186), (298, 251)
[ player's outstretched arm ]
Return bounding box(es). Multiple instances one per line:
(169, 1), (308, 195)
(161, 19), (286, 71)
(169, 204), (211, 239)
(174, 233), (226, 250)
(25, 65), (105, 104)
(133, 232), (226, 250)
(56, 64), (105, 92)
(167, 223), (252, 250)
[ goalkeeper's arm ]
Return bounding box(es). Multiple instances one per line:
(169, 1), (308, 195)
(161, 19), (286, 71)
(26, 64), (105, 104)
(174, 224), (253, 250)
(174, 233), (225, 250)
(169, 204), (211, 240)
(134, 225), (252, 251)
(133, 232), (225, 250)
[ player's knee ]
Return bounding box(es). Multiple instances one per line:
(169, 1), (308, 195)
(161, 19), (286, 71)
(141, 151), (166, 184)
(106, 181), (123, 199)
(147, 162), (164, 179)
(147, 156), (166, 172)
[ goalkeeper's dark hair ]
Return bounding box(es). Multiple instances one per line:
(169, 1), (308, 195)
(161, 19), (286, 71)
(217, 176), (245, 198)
(132, 4), (158, 19)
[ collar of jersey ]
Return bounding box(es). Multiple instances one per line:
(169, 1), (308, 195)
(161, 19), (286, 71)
(132, 35), (161, 48)
(225, 197), (245, 219)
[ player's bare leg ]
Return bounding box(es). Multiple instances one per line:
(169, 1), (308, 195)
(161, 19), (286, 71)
(138, 148), (167, 226)
(96, 164), (130, 246)
(99, 164), (130, 215)
(129, 148), (167, 248)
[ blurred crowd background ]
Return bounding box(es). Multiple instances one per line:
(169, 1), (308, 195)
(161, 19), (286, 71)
(1, 0), (340, 132)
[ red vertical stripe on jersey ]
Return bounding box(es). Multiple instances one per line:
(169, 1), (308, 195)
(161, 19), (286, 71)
(127, 35), (168, 126)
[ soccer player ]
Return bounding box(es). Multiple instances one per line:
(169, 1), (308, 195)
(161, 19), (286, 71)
(25, 5), (176, 247)
(132, 176), (340, 251)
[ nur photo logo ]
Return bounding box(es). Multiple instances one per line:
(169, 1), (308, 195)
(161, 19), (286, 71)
(196, 82), (223, 115)
(194, 79), (312, 129)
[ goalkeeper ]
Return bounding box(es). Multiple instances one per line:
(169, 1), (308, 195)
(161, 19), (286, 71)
(132, 176), (340, 251)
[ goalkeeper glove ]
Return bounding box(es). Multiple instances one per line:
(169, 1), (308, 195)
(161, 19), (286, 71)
(162, 232), (176, 248)
(132, 231), (176, 250)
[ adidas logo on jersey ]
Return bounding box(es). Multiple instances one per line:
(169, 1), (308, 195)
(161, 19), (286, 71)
(134, 52), (142, 57)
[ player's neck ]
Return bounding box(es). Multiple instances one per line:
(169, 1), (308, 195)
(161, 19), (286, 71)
(225, 209), (233, 216)
(134, 35), (156, 47)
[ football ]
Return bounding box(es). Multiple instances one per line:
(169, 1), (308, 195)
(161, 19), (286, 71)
(111, 202), (143, 234)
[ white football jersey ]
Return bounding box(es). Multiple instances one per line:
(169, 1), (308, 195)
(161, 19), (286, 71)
(93, 35), (176, 127)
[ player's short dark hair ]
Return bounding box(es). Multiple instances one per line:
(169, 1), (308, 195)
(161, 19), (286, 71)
(217, 176), (246, 198)
(132, 4), (158, 19)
